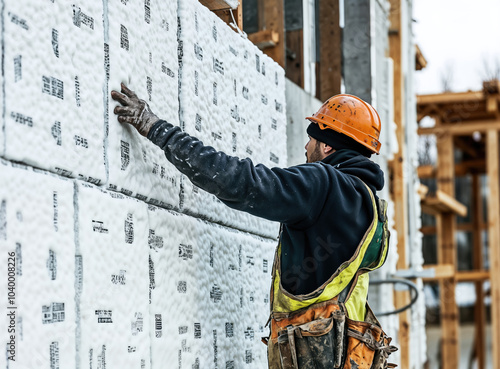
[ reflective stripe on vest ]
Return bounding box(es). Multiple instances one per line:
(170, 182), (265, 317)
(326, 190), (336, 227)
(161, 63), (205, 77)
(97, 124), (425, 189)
(270, 182), (389, 318)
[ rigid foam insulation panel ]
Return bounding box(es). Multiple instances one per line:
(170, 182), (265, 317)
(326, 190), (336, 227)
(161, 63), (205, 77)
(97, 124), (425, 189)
(0, 160), (76, 368)
(76, 182), (150, 369)
(148, 203), (276, 368)
(106, 0), (181, 208)
(2, 0), (106, 185)
(178, 0), (285, 237)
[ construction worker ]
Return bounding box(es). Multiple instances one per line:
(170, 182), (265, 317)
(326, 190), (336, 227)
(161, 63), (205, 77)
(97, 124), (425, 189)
(112, 84), (396, 369)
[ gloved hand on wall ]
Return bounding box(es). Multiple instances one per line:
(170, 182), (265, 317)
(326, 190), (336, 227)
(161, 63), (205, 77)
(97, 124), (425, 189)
(111, 83), (160, 137)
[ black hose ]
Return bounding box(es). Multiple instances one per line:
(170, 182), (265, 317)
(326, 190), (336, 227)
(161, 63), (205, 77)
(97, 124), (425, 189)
(369, 278), (420, 316)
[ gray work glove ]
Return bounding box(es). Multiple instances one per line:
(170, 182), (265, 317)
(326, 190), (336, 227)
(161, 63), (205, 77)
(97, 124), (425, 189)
(111, 83), (159, 137)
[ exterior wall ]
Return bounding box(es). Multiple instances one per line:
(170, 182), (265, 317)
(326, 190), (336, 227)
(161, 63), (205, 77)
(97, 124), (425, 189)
(285, 78), (322, 166)
(302, 0), (317, 95)
(401, 1), (427, 367)
(0, 0), (286, 367)
(342, 1), (427, 368)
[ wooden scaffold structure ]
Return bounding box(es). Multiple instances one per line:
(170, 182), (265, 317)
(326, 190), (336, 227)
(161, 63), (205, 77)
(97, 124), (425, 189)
(417, 79), (500, 369)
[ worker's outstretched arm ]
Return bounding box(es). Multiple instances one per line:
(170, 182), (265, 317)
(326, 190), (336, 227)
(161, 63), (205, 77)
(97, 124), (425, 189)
(111, 84), (330, 226)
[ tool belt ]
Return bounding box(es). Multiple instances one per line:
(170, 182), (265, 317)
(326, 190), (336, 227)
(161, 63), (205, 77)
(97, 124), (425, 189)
(266, 183), (396, 368)
(265, 301), (397, 369)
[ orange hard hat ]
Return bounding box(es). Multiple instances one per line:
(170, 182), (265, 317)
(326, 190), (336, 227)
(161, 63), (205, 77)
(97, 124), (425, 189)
(306, 94), (382, 154)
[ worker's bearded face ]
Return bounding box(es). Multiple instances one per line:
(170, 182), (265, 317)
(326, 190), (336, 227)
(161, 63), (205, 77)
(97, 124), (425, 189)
(306, 139), (323, 163)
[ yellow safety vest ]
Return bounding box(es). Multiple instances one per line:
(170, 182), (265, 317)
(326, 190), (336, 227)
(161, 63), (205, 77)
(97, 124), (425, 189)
(270, 183), (390, 322)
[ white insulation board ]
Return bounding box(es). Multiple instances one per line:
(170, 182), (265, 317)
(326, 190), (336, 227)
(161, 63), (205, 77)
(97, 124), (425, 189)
(76, 182), (151, 369)
(106, 0), (182, 208)
(0, 0), (288, 367)
(0, 163), (277, 368)
(177, 0), (285, 237)
(2, 1), (106, 184)
(0, 161), (76, 368)
(148, 203), (275, 368)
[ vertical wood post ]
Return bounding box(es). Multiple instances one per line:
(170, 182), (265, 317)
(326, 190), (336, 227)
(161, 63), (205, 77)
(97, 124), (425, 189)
(472, 174), (486, 369)
(257, 0), (285, 67)
(486, 129), (500, 369)
(436, 131), (459, 369)
(388, 1), (409, 367)
(316, 0), (341, 101)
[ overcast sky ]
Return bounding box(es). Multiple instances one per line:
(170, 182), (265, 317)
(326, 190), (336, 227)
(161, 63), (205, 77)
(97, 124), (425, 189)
(413, 0), (500, 95)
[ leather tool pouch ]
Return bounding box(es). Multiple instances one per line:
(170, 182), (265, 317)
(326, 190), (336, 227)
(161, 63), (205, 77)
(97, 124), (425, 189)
(276, 310), (346, 369)
(343, 307), (397, 369)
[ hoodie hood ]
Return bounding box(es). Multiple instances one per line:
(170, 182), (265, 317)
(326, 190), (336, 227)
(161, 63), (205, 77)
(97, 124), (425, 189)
(322, 149), (384, 192)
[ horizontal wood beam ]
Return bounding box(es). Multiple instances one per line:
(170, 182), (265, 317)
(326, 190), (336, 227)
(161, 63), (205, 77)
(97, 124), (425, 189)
(423, 264), (455, 280)
(248, 29), (280, 49)
(418, 160), (486, 179)
(455, 159), (486, 176)
(417, 91), (484, 105)
(418, 119), (500, 135)
(457, 270), (490, 282)
(422, 265), (490, 282)
(417, 102), (439, 121)
(420, 222), (487, 235)
(421, 190), (468, 217)
(417, 165), (435, 178)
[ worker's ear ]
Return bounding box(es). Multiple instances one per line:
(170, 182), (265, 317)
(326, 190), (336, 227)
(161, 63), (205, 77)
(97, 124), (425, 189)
(323, 144), (335, 155)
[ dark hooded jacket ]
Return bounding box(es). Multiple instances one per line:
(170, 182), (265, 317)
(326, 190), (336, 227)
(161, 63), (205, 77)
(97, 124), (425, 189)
(148, 120), (385, 295)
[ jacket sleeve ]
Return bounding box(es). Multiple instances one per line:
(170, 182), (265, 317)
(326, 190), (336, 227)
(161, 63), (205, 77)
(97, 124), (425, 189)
(147, 120), (332, 226)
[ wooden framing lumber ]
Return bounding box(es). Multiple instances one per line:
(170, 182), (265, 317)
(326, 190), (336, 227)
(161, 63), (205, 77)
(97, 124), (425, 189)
(417, 102), (439, 121)
(415, 44), (427, 71)
(417, 165), (435, 178)
(436, 131), (459, 369)
(420, 222), (488, 235)
(486, 129), (500, 369)
(421, 190), (467, 217)
(422, 264), (454, 280)
(454, 136), (480, 158)
(418, 160), (487, 179)
(418, 183), (429, 200)
(487, 95), (499, 114)
(248, 29), (279, 49)
(455, 159), (486, 176)
(257, 0), (285, 67)
(214, 3), (243, 30)
(417, 82), (500, 369)
(457, 270), (490, 282)
(472, 174), (486, 369)
(417, 91), (484, 106)
(417, 119), (500, 135)
(388, 1), (409, 367)
(316, 0), (342, 101)
(422, 269), (490, 283)
(285, 29), (304, 88)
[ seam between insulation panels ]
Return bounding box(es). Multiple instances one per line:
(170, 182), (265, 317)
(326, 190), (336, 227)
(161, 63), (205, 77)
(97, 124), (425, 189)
(102, 0), (110, 184)
(176, 8), (185, 209)
(175, 205), (279, 242)
(73, 181), (82, 369)
(1, 0), (6, 156)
